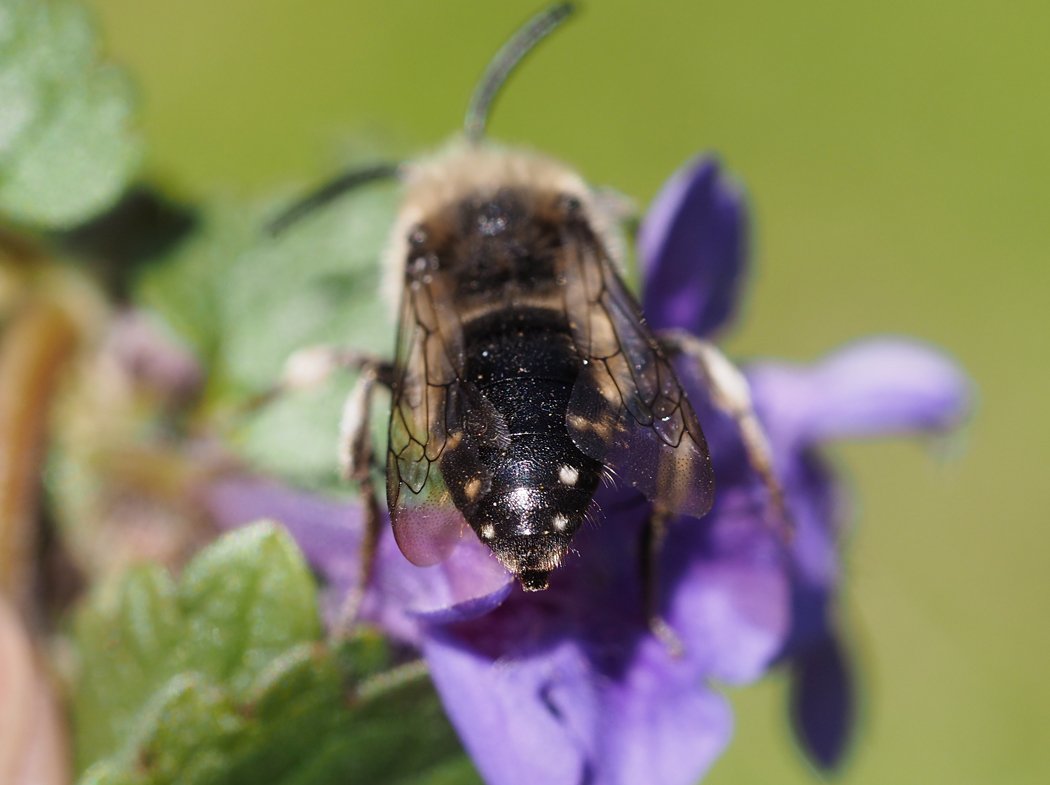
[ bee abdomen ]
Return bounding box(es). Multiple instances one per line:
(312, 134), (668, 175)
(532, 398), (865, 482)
(455, 307), (602, 578)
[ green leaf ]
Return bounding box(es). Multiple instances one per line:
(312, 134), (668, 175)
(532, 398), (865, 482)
(72, 522), (319, 768)
(72, 565), (183, 766)
(134, 202), (258, 377)
(218, 648), (480, 785)
(0, 0), (142, 228)
(137, 176), (398, 489)
(76, 762), (136, 785)
(72, 521), (478, 785)
(133, 674), (247, 784)
(177, 520), (321, 694)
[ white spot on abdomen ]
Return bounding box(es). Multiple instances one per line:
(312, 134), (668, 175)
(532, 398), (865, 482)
(558, 465), (579, 486)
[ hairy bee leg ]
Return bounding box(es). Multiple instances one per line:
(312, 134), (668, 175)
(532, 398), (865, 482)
(593, 186), (640, 225)
(331, 361), (394, 641)
(281, 345), (393, 395)
(659, 329), (794, 542)
(255, 344), (394, 640)
(238, 345), (391, 415)
(641, 504), (685, 658)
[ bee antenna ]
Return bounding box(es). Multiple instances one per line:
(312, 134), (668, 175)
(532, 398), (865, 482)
(464, 3), (577, 143)
(265, 162), (401, 236)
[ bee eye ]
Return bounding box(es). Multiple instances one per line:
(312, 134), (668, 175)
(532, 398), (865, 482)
(408, 224), (429, 247)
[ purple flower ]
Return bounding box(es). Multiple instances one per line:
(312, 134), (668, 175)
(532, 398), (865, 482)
(207, 155), (970, 785)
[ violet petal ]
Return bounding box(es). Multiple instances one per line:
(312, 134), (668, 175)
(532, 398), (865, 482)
(423, 631), (589, 785)
(424, 629), (734, 785)
(789, 631), (855, 771)
(397, 535), (514, 625)
(640, 156), (749, 338)
(781, 453), (844, 595)
(749, 338), (972, 451)
(661, 491), (791, 684)
(591, 638), (733, 785)
(203, 477), (512, 640)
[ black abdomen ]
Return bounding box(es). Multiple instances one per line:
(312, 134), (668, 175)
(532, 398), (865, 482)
(444, 306), (602, 587)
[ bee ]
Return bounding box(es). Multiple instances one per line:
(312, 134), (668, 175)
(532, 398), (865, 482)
(380, 137), (715, 591)
(272, 4), (783, 600)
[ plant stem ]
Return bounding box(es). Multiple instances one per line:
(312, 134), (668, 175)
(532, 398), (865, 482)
(0, 300), (78, 617)
(355, 658), (430, 702)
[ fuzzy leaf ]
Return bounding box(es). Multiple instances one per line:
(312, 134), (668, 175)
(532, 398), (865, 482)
(72, 522), (476, 785)
(177, 520), (321, 695)
(137, 179), (397, 488)
(72, 565), (184, 765)
(0, 0), (142, 227)
(72, 522), (319, 769)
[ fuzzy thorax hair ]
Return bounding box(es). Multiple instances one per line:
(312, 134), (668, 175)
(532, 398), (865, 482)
(381, 140), (626, 316)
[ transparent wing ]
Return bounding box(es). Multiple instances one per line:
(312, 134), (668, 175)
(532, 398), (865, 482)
(386, 269), (469, 566)
(561, 225), (715, 518)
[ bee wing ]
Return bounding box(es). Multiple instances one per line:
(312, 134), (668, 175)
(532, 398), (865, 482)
(386, 267), (506, 565)
(561, 226), (716, 518)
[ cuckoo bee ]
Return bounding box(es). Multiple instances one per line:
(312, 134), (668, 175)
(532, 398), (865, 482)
(269, 4), (774, 597)
(381, 142), (715, 591)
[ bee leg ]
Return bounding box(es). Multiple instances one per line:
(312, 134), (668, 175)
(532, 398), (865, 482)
(280, 345), (393, 396)
(641, 504), (685, 658)
(659, 329), (794, 542)
(593, 185), (640, 234)
(238, 343), (395, 639)
(251, 344), (395, 638)
(238, 345), (392, 415)
(328, 359), (395, 641)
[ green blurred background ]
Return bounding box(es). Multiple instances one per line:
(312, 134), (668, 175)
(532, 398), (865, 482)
(88, 1), (1049, 782)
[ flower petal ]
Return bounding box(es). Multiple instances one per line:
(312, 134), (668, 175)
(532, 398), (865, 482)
(640, 156), (749, 337)
(749, 338), (972, 450)
(204, 476), (512, 641)
(782, 453), (845, 593)
(424, 628), (733, 785)
(593, 639), (733, 785)
(789, 631), (856, 772)
(662, 490), (791, 684)
(392, 535), (514, 626)
(424, 631), (589, 785)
